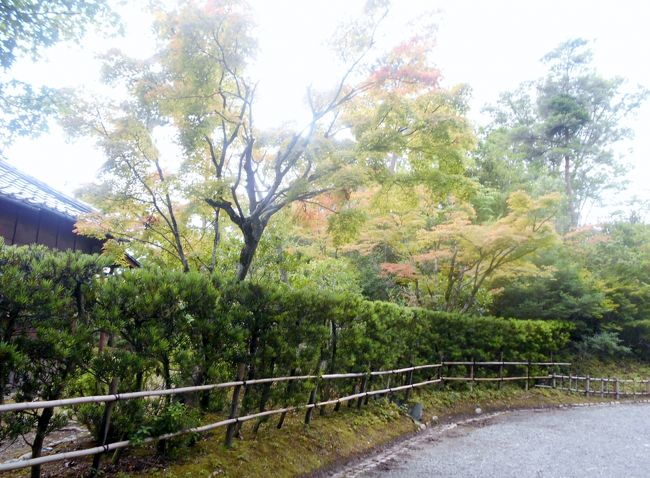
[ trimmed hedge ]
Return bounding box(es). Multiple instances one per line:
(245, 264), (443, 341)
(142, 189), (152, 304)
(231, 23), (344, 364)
(0, 242), (573, 462)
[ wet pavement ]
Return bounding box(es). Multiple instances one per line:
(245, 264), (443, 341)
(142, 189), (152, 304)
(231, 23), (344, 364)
(334, 403), (650, 478)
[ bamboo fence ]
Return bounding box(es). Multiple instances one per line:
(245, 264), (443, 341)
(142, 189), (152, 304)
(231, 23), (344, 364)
(0, 360), (569, 473)
(537, 374), (650, 399)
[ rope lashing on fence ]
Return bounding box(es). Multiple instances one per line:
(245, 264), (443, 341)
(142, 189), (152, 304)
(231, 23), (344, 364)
(0, 360), (569, 472)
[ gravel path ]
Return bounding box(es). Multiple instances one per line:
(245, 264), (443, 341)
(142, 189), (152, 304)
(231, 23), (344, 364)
(333, 403), (650, 478)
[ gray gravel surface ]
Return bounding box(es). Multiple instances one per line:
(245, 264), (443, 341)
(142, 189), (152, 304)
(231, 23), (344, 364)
(335, 403), (650, 478)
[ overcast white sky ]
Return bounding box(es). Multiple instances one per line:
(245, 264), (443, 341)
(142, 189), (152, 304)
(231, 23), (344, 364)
(5, 0), (650, 222)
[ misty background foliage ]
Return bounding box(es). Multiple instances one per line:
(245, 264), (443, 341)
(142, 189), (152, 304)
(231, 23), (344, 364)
(1, 1), (649, 474)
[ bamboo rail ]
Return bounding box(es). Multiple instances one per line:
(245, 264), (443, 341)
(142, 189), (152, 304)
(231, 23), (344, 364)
(539, 374), (650, 400)
(0, 360), (567, 472)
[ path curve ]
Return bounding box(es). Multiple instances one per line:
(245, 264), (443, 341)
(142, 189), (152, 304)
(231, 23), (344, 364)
(331, 402), (650, 478)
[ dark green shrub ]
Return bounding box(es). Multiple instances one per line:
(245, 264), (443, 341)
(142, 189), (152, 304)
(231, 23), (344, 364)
(0, 241), (109, 477)
(577, 331), (632, 360)
(618, 322), (650, 359)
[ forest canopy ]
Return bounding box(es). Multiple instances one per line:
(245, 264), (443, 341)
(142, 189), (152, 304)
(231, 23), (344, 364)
(2, 3), (650, 476)
(3, 0), (650, 356)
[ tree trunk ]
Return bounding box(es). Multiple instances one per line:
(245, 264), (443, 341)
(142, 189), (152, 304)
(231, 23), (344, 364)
(236, 241), (257, 281)
(198, 333), (212, 410)
(98, 331), (109, 352)
(0, 317), (16, 405)
(564, 154), (577, 230)
(0, 369), (5, 406)
(135, 370), (144, 392)
(252, 361), (275, 434)
(209, 209), (221, 273)
(30, 407), (54, 478)
(330, 320), (337, 373)
(234, 321), (260, 436)
(236, 220), (265, 281)
(161, 355), (172, 392)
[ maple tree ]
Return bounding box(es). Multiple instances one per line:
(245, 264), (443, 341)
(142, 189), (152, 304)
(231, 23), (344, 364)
(68, 0), (455, 280)
(356, 191), (561, 313)
(283, 33), (476, 291)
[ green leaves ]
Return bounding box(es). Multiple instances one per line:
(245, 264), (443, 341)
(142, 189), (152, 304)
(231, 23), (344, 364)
(476, 38), (649, 230)
(0, 1), (119, 150)
(328, 209), (367, 248)
(0, 0), (117, 70)
(0, 241), (109, 461)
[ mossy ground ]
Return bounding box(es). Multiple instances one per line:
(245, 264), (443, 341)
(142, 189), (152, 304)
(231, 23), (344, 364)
(106, 385), (622, 478)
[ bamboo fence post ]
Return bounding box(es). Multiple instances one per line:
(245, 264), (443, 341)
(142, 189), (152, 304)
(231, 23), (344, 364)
(551, 372), (556, 389)
(225, 363), (247, 447)
(404, 367), (414, 401)
(615, 378), (620, 400)
(357, 374), (368, 409)
(347, 382), (357, 408)
(498, 352), (504, 390)
(276, 409), (287, 429)
(334, 380), (344, 412)
(646, 378), (650, 396)
(573, 370), (580, 393)
(89, 376), (119, 477)
(600, 378), (604, 398)
(277, 381), (293, 429)
(470, 357), (475, 391)
(277, 368), (300, 428)
(525, 359), (531, 391)
(632, 378), (636, 397)
(304, 378), (320, 426)
(385, 373), (392, 401)
(440, 355), (445, 387)
(585, 375), (590, 396)
(364, 374), (372, 405)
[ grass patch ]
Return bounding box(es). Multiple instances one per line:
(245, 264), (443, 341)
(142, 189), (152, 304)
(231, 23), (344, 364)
(569, 357), (650, 379)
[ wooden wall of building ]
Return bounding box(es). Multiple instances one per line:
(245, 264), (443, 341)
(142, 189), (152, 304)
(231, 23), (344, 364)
(0, 197), (103, 254)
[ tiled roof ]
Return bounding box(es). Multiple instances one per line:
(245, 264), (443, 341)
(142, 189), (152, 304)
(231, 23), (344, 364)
(0, 161), (95, 220)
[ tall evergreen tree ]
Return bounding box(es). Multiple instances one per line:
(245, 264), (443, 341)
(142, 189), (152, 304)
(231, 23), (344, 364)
(477, 39), (647, 230)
